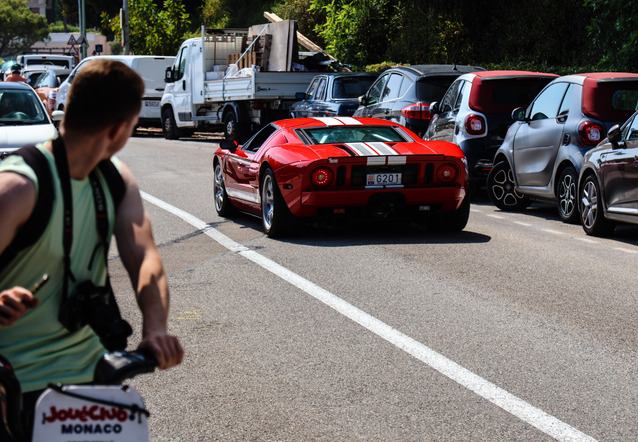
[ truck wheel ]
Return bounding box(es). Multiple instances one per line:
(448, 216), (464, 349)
(162, 108), (181, 140)
(223, 110), (248, 142)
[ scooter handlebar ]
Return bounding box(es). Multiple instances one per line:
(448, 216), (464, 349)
(93, 349), (158, 385)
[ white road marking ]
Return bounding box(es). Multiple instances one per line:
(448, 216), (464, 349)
(614, 247), (638, 254)
(142, 191), (597, 442)
(576, 237), (598, 244)
(487, 214), (504, 219)
(542, 229), (563, 235)
(513, 221), (532, 227)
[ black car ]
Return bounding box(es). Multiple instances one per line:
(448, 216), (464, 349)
(290, 73), (378, 118)
(578, 110), (638, 236)
(425, 70), (557, 191)
(353, 65), (483, 137)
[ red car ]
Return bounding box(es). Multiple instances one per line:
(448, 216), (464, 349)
(213, 117), (469, 237)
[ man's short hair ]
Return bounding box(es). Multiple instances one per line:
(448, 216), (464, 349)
(63, 59), (144, 133)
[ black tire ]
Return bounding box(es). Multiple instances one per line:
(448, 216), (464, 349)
(424, 194), (470, 232)
(162, 107), (181, 140)
(261, 168), (293, 238)
(213, 161), (235, 217)
(579, 174), (615, 236)
(487, 161), (530, 211)
(223, 109), (248, 142)
(556, 166), (579, 223)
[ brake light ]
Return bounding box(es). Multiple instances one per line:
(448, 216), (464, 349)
(578, 121), (603, 146)
(401, 103), (431, 120)
(310, 167), (334, 186)
(436, 164), (459, 183)
(465, 114), (486, 135)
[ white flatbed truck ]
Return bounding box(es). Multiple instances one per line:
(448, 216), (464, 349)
(160, 24), (318, 141)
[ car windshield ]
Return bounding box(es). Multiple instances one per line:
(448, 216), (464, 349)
(470, 78), (553, 114)
(0, 90), (49, 125)
(299, 126), (411, 145)
(332, 76), (377, 99)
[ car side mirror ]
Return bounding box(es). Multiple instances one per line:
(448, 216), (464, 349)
(164, 66), (174, 83)
(51, 110), (64, 122)
(429, 101), (440, 115)
(511, 107), (527, 122)
(358, 95), (368, 106)
(220, 139), (238, 152)
(607, 124), (622, 148)
(295, 92), (306, 100)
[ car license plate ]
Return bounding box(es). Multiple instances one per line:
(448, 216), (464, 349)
(367, 172), (402, 186)
(144, 100), (159, 107)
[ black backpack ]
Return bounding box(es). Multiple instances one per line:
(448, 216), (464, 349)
(0, 145), (125, 269)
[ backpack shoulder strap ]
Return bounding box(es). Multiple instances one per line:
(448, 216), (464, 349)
(97, 159), (126, 210)
(0, 145), (55, 268)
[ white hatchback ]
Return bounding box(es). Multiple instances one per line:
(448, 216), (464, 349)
(0, 82), (60, 161)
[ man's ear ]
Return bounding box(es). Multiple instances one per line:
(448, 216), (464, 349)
(107, 120), (129, 142)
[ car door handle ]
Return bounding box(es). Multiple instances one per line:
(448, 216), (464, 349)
(384, 110), (390, 115)
(562, 133), (571, 145)
(182, 81), (186, 91)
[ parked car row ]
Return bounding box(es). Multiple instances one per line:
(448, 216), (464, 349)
(290, 68), (638, 236)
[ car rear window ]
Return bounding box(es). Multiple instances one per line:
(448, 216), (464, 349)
(415, 76), (459, 102)
(582, 78), (638, 122)
(469, 78), (553, 114)
(332, 76), (377, 99)
(416, 75), (458, 103)
(135, 58), (172, 91)
(298, 126), (410, 145)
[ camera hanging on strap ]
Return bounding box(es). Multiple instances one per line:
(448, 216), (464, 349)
(52, 136), (132, 351)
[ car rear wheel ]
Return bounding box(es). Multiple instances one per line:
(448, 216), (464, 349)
(557, 166), (579, 223)
(579, 174), (615, 236)
(487, 161), (530, 211)
(261, 168), (293, 237)
(424, 194), (470, 232)
(213, 162), (235, 216)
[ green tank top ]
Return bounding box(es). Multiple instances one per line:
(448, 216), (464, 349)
(0, 145), (121, 392)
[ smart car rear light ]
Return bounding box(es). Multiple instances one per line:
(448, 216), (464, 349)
(310, 167), (334, 186)
(578, 121), (603, 146)
(436, 164), (459, 183)
(465, 114), (486, 135)
(401, 103), (431, 120)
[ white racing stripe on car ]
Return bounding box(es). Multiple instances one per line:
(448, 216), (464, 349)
(313, 117), (345, 126)
(347, 142), (378, 156)
(335, 117), (363, 125)
(141, 191), (597, 442)
(387, 155), (407, 165)
(367, 142), (398, 156)
(366, 156), (386, 165)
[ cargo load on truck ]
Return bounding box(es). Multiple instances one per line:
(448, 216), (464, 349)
(161, 19), (339, 141)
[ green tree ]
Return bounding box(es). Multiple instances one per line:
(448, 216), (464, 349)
(102, 0), (190, 56)
(586, 0), (638, 71)
(0, 0), (50, 57)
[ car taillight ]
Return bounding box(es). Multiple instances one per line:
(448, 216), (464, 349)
(401, 103), (431, 120)
(578, 121), (603, 146)
(465, 114), (486, 136)
(436, 164), (459, 183)
(310, 167), (334, 187)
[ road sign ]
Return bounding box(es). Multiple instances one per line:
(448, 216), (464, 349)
(67, 35), (78, 46)
(69, 46), (78, 56)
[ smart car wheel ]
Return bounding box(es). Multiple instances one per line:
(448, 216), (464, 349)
(487, 161), (529, 211)
(261, 168), (292, 237)
(557, 166), (579, 223)
(579, 174), (615, 236)
(213, 162), (234, 217)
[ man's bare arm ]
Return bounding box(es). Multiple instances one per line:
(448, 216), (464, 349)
(113, 161), (183, 369)
(0, 171), (41, 326)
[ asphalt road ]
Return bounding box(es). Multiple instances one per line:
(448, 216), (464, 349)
(108, 131), (638, 441)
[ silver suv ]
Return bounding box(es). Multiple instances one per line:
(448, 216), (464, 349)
(487, 73), (638, 223)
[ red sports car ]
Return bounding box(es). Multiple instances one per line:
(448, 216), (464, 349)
(213, 117), (469, 237)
